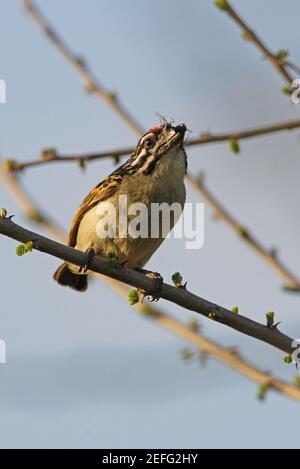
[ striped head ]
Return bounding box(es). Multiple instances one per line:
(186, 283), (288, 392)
(123, 123), (187, 176)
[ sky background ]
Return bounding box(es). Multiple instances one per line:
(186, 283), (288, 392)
(1, 0), (300, 448)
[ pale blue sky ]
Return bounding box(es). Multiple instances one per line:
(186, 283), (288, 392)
(1, 0), (300, 448)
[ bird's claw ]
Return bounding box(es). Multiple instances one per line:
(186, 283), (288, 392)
(79, 248), (95, 273)
(138, 270), (163, 302)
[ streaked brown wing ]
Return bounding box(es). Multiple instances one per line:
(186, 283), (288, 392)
(68, 174), (122, 247)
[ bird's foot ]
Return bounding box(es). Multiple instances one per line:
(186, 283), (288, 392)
(135, 268), (163, 302)
(79, 248), (95, 273)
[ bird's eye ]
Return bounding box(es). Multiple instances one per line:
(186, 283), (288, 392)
(145, 138), (155, 148)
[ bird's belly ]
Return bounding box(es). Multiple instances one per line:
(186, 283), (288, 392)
(75, 173), (186, 268)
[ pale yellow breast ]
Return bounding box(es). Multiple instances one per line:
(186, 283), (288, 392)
(75, 146), (186, 268)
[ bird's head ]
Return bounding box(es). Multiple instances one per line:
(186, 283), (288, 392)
(126, 123), (187, 175)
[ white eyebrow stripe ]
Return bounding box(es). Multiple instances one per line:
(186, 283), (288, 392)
(140, 132), (156, 145)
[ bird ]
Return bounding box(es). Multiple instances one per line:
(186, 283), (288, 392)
(54, 123), (187, 292)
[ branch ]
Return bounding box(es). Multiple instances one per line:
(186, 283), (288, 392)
(187, 174), (300, 292)
(22, 0), (144, 137)
(215, 0), (294, 85)
(0, 216), (296, 355)
(6, 116), (300, 171)
(1, 169), (299, 403)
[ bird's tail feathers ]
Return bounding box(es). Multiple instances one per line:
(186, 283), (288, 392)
(53, 262), (88, 292)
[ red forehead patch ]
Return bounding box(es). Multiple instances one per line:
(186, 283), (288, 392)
(148, 125), (163, 132)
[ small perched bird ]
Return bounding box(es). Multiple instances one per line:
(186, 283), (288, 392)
(54, 123), (187, 292)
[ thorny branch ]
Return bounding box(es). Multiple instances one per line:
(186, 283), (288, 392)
(0, 216), (297, 357)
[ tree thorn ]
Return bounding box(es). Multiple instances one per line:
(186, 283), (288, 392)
(272, 321), (282, 330)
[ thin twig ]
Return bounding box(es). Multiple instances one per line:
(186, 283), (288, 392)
(22, 0), (144, 137)
(7, 116), (300, 171)
(187, 174), (300, 292)
(215, 0), (294, 85)
(0, 216), (296, 355)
